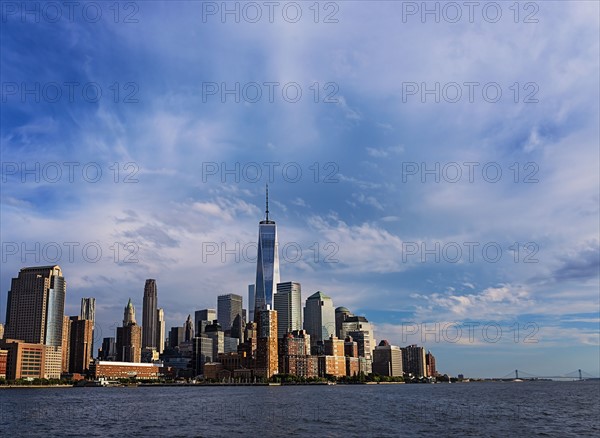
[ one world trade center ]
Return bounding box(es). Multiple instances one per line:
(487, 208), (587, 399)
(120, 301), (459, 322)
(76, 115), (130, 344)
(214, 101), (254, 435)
(253, 185), (280, 316)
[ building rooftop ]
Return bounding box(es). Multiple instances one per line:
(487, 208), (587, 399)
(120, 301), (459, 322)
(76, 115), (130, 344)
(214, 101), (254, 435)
(308, 291), (331, 300)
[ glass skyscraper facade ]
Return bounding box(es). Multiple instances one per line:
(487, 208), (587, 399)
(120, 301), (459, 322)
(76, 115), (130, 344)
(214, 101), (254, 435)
(253, 186), (280, 314)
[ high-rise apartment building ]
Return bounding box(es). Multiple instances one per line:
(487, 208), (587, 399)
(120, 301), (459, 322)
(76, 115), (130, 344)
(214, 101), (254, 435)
(142, 279), (158, 350)
(79, 297), (96, 358)
(426, 351), (436, 377)
(402, 344), (427, 378)
(303, 291), (335, 345)
(274, 282), (302, 337)
(253, 186), (280, 314)
(256, 308), (278, 378)
(156, 308), (165, 353)
(68, 316), (94, 373)
(61, 316), (71, 373)
(278, 330), (316, 378)
(80, 298), (95, 322)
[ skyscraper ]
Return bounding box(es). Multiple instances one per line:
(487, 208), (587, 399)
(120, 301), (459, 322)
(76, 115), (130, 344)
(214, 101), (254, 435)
(184, 314), (194, 342)
(303, 291), (336, 345)
(142, 279), (158, 350)
(274, 282), (302, 337)
(256, 308), (278, 378)
(402, 344), (427, 378)
(68, 316), (94, 374)
(217, 294), (243, 333)
(253, 185), (280, 314)
(341, 315), (375, 360)
(156, 308), (165, 353)
(80, 298), (95, 322)
(5, 266), (66, 378)
(80, 297), (95, 357)
(194, 308), (216, 336)
(116, 299), (142, 363)
(373, 340), (403, 377)
(248, 285), (255, 322)
(335, 306), (352, 338)
(123, 298), (136, 326)
(5, 266), (66, 346)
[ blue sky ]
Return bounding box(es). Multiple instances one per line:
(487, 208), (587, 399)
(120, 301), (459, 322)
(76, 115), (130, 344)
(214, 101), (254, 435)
(1, 1), (598, 378)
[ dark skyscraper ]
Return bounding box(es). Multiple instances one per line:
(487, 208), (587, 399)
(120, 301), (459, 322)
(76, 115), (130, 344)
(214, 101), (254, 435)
(184, 315), (194, 342)
(142, 279), (158, 350)
(254, 185), (280, 314)
(217, 293), (243, 333)
(5, 266), (66, 346)
(68, 316), (94, 374)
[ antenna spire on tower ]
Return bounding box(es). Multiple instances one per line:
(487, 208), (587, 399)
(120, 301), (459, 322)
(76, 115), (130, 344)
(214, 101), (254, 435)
(265, 183), (269, 221)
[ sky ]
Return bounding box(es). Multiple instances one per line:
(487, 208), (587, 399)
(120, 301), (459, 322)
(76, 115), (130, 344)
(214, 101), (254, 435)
(0, 1), (599, 378)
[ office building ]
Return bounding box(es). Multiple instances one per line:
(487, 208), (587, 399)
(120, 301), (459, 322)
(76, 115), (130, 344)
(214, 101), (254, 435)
(253, 185), (280, 313)
(116, 299), (142, 363)
(192, 335), (213, 376)
(248, 285), (255, 323)
(194, 309), (216, 336)
(217, 294), (243, 333)
(5, 266), (66, 346)
(274, 282), (302, 337)
(90, 361), (162, 380)
(303, 291), (335, 345)
(4, 266), (66, 378)
(204, 322), (224, 360)
(335, 306), (352, 338)
(341, 316), (375, 360)
(142, 279), (158, 350)
(99, 337), (116, 361)
(184, 314), (194, 341)
(373, 340), (403, 377)
(169, 326), (185, 349)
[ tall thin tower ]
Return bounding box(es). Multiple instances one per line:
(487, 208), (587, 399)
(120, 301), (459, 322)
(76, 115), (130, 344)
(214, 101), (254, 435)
(142, 279), (158, 349)
(253, 185), (280, 315)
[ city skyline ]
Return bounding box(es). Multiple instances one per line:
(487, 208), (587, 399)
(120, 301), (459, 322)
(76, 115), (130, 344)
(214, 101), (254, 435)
(0, 187), (598, 378)
(1, 2), (598, 378)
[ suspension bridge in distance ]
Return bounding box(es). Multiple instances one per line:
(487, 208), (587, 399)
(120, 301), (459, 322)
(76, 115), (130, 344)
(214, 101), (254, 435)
(494, 369), (598, 381)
